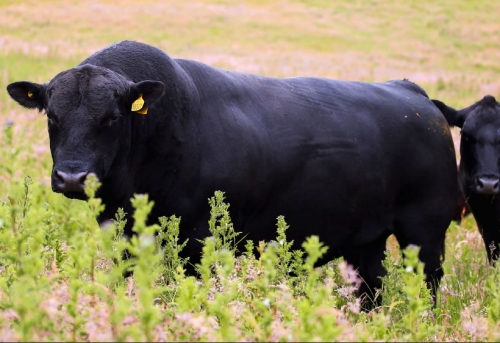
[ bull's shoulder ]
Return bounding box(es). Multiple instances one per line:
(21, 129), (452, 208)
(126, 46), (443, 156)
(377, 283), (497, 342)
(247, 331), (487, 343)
(79, 41), (178, 82)
(82, 41), (168, 63)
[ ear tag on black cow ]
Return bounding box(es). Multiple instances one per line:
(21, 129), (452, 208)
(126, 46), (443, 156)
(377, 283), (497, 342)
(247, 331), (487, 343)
(137, 107), (148, 114)
(131, 94), (148, 115)
(27, 91), (33, 98)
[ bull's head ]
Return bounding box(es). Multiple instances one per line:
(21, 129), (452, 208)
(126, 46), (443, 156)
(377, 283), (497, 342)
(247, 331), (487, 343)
(435, 95), (500, 196)
(7, 64), (165, 200)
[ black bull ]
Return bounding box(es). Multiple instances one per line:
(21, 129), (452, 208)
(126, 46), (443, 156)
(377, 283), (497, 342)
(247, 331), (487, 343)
(7, 41), (458, 303)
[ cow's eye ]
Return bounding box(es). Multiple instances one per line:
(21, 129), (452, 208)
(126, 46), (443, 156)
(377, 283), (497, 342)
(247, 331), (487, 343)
(463, 135), (476, 144)
(101, 113), (120, 127)
(461, 131), (472, 143)
(46, 112), (59, 126)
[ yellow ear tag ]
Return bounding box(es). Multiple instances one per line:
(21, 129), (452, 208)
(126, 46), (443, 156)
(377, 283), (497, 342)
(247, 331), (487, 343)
(27, 91), (33, 98)
(131, 94), (145, 112)
(136, 107), (148, 115)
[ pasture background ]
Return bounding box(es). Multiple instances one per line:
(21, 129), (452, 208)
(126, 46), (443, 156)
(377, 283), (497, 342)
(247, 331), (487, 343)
(1, 0), (500, 341)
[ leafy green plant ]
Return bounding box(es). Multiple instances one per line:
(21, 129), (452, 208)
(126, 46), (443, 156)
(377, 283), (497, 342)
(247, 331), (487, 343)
(207, 191), (242, 252)
(156, 215), (189, 284)
(379, 245), (437, 341)
(2, 1), (500, 340)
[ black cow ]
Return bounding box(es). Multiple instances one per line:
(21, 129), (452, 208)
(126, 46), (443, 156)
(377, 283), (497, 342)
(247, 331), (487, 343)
(434, 96), (500, 263)
(7, 41), (458, 306)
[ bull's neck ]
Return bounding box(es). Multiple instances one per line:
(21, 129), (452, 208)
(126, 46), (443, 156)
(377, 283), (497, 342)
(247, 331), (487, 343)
(130, 58), (197, 156)
(99, 59), (200, 218)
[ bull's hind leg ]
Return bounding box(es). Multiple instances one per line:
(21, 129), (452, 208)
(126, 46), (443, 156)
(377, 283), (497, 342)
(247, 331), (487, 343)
(393, 204), (450, 305)
(344, 232), (391, 311)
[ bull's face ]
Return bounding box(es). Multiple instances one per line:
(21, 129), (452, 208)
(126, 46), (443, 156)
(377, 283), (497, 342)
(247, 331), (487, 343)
(7, 64), (164, 200)
(455, 96), (500, 195)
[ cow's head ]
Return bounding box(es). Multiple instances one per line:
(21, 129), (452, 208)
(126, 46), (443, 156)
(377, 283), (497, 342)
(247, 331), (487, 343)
(7, 64), (165, 200)
(434, 95), (500, 195)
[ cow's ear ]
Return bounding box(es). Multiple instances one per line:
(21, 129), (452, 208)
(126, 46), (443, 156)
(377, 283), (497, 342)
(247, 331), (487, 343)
(432, 99), (467, 128)
(128, 81), (165, 115)
(7, 81), (46, 112)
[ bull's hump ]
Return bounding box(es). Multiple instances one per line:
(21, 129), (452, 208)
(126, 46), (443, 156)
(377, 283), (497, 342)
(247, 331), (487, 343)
(83, 40), (169, 65)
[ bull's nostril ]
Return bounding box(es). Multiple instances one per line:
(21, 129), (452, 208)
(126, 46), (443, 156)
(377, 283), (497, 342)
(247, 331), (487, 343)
(54, 169), (64, 182)
(477, 178), (484, 188)
(53, 169), (89, 193)
(77, 173), (88, 186)
(477, 176), (500, 195)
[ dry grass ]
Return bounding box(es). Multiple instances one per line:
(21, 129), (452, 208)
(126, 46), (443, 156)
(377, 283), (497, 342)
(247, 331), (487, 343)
(1, 0), (500, 341)
(2, 0), (500, 95)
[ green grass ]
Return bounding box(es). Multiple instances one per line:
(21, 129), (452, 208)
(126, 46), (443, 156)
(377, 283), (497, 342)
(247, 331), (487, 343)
(1, 0), (500, 341)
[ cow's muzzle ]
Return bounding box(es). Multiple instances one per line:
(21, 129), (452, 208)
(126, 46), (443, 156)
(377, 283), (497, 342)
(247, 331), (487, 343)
(53, 169), (88, 195)
(476, 176), (500, 195)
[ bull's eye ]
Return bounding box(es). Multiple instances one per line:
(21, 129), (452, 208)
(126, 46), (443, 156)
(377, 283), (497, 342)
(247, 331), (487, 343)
(101, 113), (120, 127)
(46, 112), (59, 126)
(461, 131), (471, 143)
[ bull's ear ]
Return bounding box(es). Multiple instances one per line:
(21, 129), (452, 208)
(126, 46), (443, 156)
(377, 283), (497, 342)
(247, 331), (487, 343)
(7, 81), (46, 112)
(128, 81), (165, 115)
(432, 99), (467, 128)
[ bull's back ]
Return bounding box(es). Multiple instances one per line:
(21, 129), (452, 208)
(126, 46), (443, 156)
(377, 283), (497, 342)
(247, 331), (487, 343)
(193, 70), (455, 192)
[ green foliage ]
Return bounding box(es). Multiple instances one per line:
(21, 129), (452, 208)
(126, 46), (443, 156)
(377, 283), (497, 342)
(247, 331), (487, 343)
(485, 264), (500, 341)
(1, 0), (500, 340)
(377, 246), (438, 340)
(156, 215), (189, 283)
(0, 173), (496, 342)
(207, 190), (241, 252)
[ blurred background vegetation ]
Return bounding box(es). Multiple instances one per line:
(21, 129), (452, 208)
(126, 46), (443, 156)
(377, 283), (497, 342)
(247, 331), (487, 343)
(1, 1), (500, 340)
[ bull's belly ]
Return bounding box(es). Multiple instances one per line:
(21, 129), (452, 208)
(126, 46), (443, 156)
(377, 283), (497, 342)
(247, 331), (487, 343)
(239, 187), (392, 252)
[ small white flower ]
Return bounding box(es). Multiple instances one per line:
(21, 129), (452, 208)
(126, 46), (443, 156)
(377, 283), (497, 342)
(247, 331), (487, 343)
(263, 298), (271, 308)
(139, 234), (155, 249)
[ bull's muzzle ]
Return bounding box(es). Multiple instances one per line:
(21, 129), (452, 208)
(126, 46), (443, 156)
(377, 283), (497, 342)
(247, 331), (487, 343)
(476, 176), (500, 195)
(53, 169), (89, 194)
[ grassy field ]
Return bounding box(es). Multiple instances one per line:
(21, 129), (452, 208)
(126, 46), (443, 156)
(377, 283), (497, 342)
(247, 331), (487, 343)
(1, 0), (500, 341)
